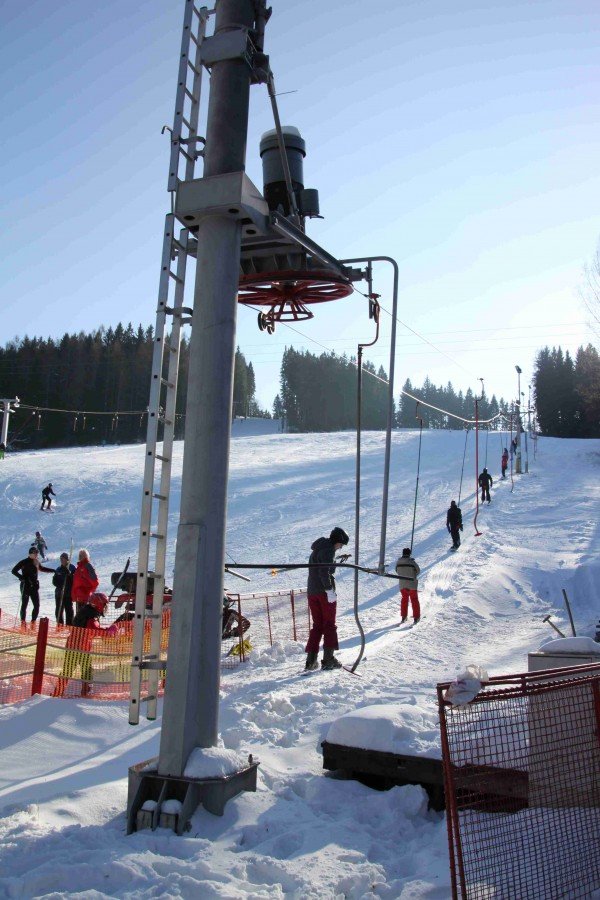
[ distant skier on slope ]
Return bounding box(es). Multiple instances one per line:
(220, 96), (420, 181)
(446, 500), (463, 550)
(53, 552), (76, 625)
(40, 483), (56, 510)
(11, 546), (54, 624)
(478, 468), (493, 503)
(33, 531), (48, 559)
(304, 527), (349, 672)
(501, 448), (509, 479)
(395, 548), (421, 624)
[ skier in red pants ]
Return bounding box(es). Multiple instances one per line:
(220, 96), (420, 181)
(304, 527), (349, 671)
(395, 547), (421, 624)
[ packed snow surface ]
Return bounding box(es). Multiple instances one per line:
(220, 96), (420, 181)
(0, 430), (599, 898)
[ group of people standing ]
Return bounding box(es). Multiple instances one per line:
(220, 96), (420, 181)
(11, 546), (100, 626)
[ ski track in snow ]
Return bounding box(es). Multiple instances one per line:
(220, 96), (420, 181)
(0, 430), (598, 899)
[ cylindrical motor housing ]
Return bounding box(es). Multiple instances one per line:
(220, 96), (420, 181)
(260, 125), (306, 216)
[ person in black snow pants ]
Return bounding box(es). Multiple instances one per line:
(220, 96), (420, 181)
(304, 527), (349, 672)
(41, 483), (56, 510)
(478, 468), (493, 503)
(446, 500), (463, 549)
(12, 547), (54, 624)
(53, 552), (76, 625)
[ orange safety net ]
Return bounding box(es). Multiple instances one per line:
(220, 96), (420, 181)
(0, 588), (308, 704)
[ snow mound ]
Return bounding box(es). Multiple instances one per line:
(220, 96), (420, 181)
(184, 746), (251, 778)
(325, 703), (441, 758)
(537, 636), (600, 655)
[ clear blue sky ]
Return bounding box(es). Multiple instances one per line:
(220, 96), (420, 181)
(1, 0), (598, 411)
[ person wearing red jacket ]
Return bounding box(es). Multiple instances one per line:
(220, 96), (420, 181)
(501, 448), (509, 479)
(72, 548), (99, 604)
(52, 593), (117, 697)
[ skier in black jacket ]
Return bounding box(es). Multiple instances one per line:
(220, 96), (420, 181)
(478, 468), (493, 503)
(446, 500), (463, 549)
(41, 483), (56, 510)
(53, 553), (76, 625)
(12, 547), (54, 623)
(305, 526), (349, 671)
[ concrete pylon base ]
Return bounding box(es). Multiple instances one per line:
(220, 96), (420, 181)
(126, 755), (259, 835)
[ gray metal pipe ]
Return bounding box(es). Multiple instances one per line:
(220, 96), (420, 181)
(158, 0), (257, 778)
(340, 256), (399, 573)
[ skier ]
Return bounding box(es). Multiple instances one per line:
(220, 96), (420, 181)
(478, 468), (493, 503)
(0, 442), (5, 460)
(72, 548), (100, 606)
(40, 483), (56, 510)
(11, 546), (54, 624)
(304, 526), (349, 672)
(52, 593), (117, 697)
(53, 552), (76, 625)
(395, 548), (421, 624)
(33, 531), (48, 560)
(446, 500), (463, 550)
(501, 448), (509, 479)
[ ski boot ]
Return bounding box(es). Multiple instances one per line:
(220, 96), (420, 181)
(321, 647), (342, 670)
(400, 616), (408, 624)
(304, 651), (319, 671)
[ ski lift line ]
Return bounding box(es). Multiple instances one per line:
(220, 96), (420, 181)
(400, 389), (504, 426)
(17, 403), (148, 416)
(227, 561), (404, 580)
(368, 297), (478, 382)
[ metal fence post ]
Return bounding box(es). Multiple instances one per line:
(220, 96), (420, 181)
(290, 590), (297, 641)
(31, 617), (49, 695)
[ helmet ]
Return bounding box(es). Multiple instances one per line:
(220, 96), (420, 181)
(402, 547), (412, 557)
(88, 592), (109, 614)
(330, 527), (349, 546)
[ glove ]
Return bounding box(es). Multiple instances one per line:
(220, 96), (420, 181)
(326, 589), (337, 604)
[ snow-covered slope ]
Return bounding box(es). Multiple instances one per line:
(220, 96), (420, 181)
(0, 431), (598, 898)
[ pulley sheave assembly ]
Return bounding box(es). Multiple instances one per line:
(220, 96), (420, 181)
(238, 269), (353, 333)
(175, 125), (359, 334)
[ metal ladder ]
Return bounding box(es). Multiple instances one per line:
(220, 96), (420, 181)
(129, 2), (212, 725)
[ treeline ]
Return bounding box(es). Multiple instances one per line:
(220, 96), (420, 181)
(534, 345), (599, 438)
(275, 348), (389, 432)
(396, 378), (508, 428)
(0, 324), (266, 449)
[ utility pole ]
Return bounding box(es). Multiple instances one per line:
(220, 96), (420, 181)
(515, 365), (522, 474)
(522, 391), (529, 473)
(158, 0), (267, 776)
(0, 398), (20, 448)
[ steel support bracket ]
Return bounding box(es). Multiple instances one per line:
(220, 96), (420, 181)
(175, 171), (270, 231)
(200, 29), (269, 84)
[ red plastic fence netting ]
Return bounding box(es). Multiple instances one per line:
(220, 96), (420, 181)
(438, 664), (600, 899)
(0, 588), (308, 704)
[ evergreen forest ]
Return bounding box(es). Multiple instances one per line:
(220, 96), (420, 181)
(533, 344), (600, 438)
(0, 325), (265, 450)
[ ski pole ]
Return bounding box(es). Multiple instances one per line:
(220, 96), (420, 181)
(561, 589), (576, 637)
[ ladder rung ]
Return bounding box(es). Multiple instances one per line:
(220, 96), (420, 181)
(155, 454), (170, 462)
(150, 533), (165, 540)
(152, 493), (167, 500)
(190, 31), (200, 47)
(160, 377), (175, 388)
(184, 87), (198, 104)
(168, 270), (184, 284)
(145, 612), (163, 620)
(178, 147), (196, 163)
(187, 60), (201, 76)
(141, 695), (157, 703)
(140, 660), (166, 671)
(163, 418), (173, 426)
(182, 115), (193, 131)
